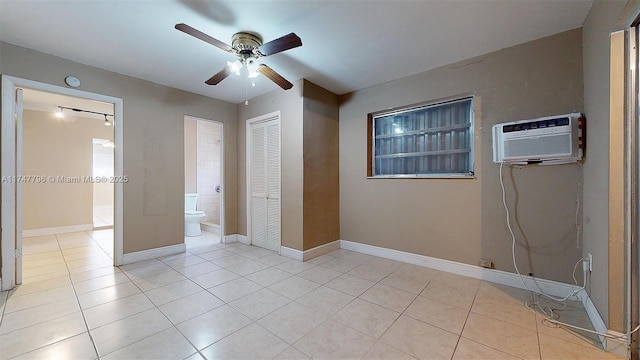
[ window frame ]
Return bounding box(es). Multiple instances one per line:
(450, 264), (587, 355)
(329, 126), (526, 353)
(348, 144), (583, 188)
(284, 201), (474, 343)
(367, 95), (475, 179)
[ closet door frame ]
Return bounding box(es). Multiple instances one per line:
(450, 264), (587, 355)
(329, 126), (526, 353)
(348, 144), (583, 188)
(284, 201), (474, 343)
(246, 111), (281, 252)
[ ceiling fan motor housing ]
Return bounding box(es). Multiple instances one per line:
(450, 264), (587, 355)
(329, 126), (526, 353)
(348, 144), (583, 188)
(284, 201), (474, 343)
(232, 32), (263, 62)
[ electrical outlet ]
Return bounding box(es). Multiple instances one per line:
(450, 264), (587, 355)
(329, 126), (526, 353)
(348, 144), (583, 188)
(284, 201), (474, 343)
(480, 259), (494, 269)
(588, 253), (593, 272)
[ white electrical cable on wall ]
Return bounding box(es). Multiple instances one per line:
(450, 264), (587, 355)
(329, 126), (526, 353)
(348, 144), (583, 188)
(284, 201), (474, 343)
(498, 162), (640, 341)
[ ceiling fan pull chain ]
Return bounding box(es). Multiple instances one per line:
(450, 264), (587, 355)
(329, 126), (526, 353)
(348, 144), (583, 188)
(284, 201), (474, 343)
(244, 67), (249, 106)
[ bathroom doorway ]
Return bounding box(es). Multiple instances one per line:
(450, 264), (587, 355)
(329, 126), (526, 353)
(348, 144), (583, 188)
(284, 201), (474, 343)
(184, 115), (224, 243)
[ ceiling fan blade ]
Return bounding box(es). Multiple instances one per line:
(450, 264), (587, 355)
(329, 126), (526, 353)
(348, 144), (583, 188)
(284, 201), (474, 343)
(205, 67), (232, 85)
(175, 23), (233, 53)
(258, 33), (302, 56)
(258, 64), (293, 90)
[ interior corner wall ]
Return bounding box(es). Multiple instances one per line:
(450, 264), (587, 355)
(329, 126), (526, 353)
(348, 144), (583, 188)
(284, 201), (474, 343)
(339, 28), (584, 283)
(0, 41), (238, 254)
(302, 80), (340, 250)
(582, 0), (628, 328)
(237, 81), (304, 251)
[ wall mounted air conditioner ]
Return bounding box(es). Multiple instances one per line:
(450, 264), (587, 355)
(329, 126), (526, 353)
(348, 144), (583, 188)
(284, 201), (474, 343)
(492, 113), (585, 165)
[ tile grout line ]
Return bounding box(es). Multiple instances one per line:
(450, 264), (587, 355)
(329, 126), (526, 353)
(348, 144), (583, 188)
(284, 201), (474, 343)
(57, 232), (102, 360)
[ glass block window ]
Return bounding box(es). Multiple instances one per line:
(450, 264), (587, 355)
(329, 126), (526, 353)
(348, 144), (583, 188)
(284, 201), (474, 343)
(369, 97), (474, 178)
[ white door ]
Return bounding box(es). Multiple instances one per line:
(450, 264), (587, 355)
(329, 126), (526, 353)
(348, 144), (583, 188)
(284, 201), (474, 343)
(249, 117), (280, 252)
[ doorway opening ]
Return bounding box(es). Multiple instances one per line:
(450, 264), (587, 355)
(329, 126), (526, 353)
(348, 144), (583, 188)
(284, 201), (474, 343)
(1, 75), (124, 291)
(184, 115), (224, 247)
(92, 138), (115, 228)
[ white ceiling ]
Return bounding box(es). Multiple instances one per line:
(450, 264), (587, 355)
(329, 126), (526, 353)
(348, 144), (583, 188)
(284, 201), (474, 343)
(0, 0), (594, 104)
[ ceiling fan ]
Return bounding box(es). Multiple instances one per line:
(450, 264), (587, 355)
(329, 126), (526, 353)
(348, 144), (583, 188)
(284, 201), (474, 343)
(175, 23), (302, 90)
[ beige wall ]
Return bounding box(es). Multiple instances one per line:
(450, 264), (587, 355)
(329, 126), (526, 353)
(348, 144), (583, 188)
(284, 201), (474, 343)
(237, 80), (304, 250)
(237, 80), (340, 251)
(302, 81), (340, 250)
(184, 118), (197, 194)
(1, 42), (238, 254)
(582, 0), (628, 327)
(22, 110), (112, 230)
(339, 29), (584, 283)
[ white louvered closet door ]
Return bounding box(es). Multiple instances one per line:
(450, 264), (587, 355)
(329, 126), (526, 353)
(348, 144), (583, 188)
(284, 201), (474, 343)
(250, 118), (280, 252)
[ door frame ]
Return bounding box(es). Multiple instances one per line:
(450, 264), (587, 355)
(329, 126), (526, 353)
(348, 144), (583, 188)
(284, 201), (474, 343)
(184, 115), (225, 241)
(245, 111), (281, 251)
(1, 75), (125, 290)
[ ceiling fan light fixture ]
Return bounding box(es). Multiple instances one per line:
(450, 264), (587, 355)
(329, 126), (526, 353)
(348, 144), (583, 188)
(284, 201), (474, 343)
(227, 60), (242, 75)
(247, 61), (260, 79)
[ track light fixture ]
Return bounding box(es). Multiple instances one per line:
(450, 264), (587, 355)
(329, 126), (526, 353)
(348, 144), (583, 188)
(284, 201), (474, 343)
(56, 106), (113, 125)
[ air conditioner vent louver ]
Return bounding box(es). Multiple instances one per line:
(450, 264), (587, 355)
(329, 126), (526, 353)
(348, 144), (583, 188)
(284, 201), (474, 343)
(492, 113), (584, 165)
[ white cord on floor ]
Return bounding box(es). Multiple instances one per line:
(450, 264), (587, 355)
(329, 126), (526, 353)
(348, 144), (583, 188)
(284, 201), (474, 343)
(497, 162), (640, 342)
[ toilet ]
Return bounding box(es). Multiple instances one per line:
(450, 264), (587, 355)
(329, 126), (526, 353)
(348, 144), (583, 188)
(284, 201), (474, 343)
(185, 193), (206, 236)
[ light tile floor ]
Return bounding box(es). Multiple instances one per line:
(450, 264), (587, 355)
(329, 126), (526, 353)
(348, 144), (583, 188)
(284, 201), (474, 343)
(93, 205), (114, 228)
(0, 231), (624, 359)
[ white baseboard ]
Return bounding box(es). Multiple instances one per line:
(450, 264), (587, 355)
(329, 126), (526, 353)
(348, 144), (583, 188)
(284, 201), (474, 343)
(339, 240), (583, 301)
(237, 234), (249, 245)
(303, 240), (340, 261)
(578, 291), (608, 349)
(122, 243), (185, 265)
(223, 234), (236, 244)
(604, 330), (628, 357)
(280, 246), (302, 261)
(280, 240), (341, 262)
(23, 224), (93, 237)
(223, 234), (248, 245)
